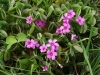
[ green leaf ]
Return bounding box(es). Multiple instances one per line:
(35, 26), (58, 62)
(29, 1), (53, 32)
(31, 64), (38, 72)
(8, 0), (15, 10)
(47, 5), (54, 18)
(0, 70), (11, 75)
(84, 14), (96, 26)
(65, 51), (69, 63)
(37, 33), (42, 40)
(35, 25), (42, 32)
(32, 11), (40, 20)
(92, 27), (98, 36)
(72, 21), (87, 33)
(16, 7), (21, 16)
(22, 9), (31, 15)
(4, 51), (10, 61)
(0, 30), (8, 38)
(17, 32), (27, 42)
(80, 23), (87, 33)
(55, 0), (63, 5)
(70, 47), (74, 56)
(44, 32), (53, 39)
(24, 3), (32, 8)
(6, 36), (17, 44)
(28, 24), (35, 36)
(83, 6), (91, 14)
(88, 16), (96, 26)
(83, 0), (91, 5)
(8, 6), (17, 13)
(38, 8), (45, 14)
(16, 2), (25, 9)
(91, 10), (96, 16)
(0, 9), (6, 19)
(36, 0), (43, 6)
(0, 60), (5, 70)
(0, 21), (8, 30)
(0, 52), (4, 60)
(72, 4), (81, 17)
(61, 4), (67, 11)
(77, 2), (83, 6)
(41, 14), (47, 20)
(54, 7), (63, 15)
(7, 44), (12, 50)
(73, 45), (83, 53)
(19, 59), (29, 69)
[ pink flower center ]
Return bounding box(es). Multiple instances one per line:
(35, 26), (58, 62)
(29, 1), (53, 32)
(43, 47), (46, 50)
(58, 29), (61, 32)
(29, 18), (32, 21)
(64, 26), (68, 30)
(78, 18), (81, 22)
(28, 41), (31, 45)
(51, 43), (54, 46)
(50, 52), (53, 56)
(68, 12), (72, 16)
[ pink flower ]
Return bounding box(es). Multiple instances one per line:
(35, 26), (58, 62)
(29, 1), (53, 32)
(62, 25), (70, 34)
(63, 22), (70, 26)
(62, 13), (67, 19)
(25, 39), (39, 49)
(34, 40), (40, 47)
(26, 16), (33, 24)
(76, 16), (85, 25)
(31, 39), (36, 49)
(47, 50), (57, 60)
(42, 66), (48, 71)
(47, 39), (59, 51)
(25, 39), (33, 48)
(40, 44), (47, 52)
(56, 26), (64, 34)
(71, 34), (78, 41)
(35, 19), (46, 28)
(67, 10), (75, 19)
(62, 13), (70, 23)
(62, 10), (75, 22)
(56, 10), (75, 35)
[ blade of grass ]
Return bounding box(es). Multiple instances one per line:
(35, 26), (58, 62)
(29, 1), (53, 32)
(77, 26), (93, 75)
(91, 52), (100, 73)
(86, 26), (93, 54)
(80, 38), (93, 75)
(0, 70), (11, 75)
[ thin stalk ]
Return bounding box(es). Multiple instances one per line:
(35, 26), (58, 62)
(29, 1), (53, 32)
(9, 14), (26, 19)
(86, 26), (93, 54)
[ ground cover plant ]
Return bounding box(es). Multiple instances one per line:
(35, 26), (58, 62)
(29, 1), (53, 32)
(0, 0), (100, 75)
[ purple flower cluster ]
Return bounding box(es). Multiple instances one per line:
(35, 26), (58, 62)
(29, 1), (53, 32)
(25, 9), (86, 72)
(25, 39), (59, 60)
(39, 39), (59, 60)
(25, 39), (40, 49)
(35, 19), (46, 28)
(56, 9), (85, 41)
(56, 10), (75, 34)
(26, 16), (46, 28)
